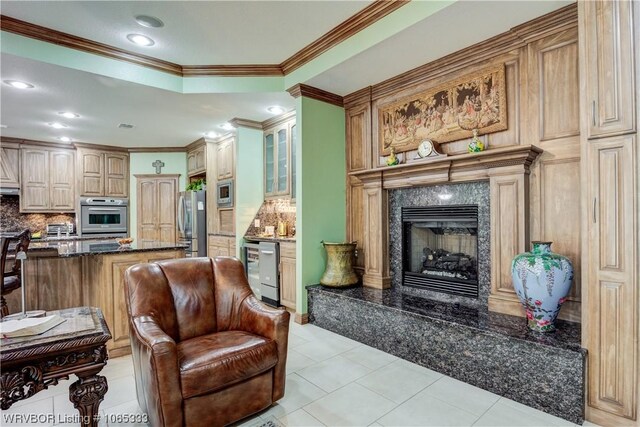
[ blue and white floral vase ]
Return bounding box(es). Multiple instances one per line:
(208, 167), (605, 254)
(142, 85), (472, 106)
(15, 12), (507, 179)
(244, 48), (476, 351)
(511, 241), (573, 332)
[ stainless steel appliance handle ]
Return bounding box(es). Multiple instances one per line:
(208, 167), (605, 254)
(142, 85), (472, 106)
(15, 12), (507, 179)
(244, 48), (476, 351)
(260, 250), (274, 255)
(87, 208), (121, 211)
(177, 195), (184, 234)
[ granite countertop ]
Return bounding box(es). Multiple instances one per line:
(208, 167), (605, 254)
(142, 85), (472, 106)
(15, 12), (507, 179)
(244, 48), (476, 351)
(208, 232), (235, 237)
(244, 235), (296, 243)
(307, 285), (583, 353)
(28, 239), (187, 258)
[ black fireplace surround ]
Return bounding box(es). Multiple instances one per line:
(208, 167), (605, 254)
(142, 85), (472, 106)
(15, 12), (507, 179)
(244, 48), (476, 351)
(402, 205), (479, 298)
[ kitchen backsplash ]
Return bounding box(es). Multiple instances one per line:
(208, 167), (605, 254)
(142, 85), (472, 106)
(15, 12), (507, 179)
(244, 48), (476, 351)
(244, 198), (296, 237)
(0, 195), (75, 233)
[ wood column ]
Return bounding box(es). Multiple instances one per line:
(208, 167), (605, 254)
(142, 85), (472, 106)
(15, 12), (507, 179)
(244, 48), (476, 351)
(359, 171), (391, 289)
(487, 165), (531, 316)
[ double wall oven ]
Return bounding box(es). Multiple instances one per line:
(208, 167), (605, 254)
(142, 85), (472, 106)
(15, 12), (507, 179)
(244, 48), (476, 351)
(79, 197), (128, 238)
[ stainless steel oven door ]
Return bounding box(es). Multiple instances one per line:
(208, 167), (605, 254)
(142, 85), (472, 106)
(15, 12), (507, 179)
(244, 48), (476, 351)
(80, 206), (128, 234)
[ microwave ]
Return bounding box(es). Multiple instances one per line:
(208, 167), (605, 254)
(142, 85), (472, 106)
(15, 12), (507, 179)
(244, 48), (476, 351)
(217, 179), (234, 208)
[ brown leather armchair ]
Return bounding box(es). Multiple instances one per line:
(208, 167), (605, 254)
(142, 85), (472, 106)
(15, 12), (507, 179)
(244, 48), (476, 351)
(124, 257), (290, 427)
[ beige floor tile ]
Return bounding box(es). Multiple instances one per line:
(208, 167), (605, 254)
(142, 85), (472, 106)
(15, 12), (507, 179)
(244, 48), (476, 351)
(378, 389), (478, 426)
(1, 397), (54, 426)
(297, 355), (371, 393)
(278, 409), (325, 427)
(304, 383), (397, 427)
(581, 421), (601, 427)
(288, 333), (310, 349)
(261, 373), (327, 418)
(294, 335), (360, 362)
(422, 376), (500, 416)
(495, 398), (574, 426)
(341, 345), (398, 370)
(286, 349), (317, 374)
(357, 359), (440, 404)
(233, 413), (267, 427)
(101, 400), (148, 427)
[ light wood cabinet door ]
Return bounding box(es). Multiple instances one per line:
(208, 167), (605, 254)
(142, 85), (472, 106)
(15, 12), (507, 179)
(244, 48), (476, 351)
(187, 150), (197, 175)
(346, 103), (371, 172)
(49, 149), (75, 211)
(136, 175), (178, 245)
(216, 140), (233, 180)
(585, 135), (637, 420)
(195, 146), (206, 173)
(279, 242), (296, 310)
(79, 149), (104, 196)
(20, 148), (50, 211)
(187, 145), (206, 177)
(582, 0), (636, 138)
(105, 152), (128, 197)
(109, 256), (140, 351)
(0, 147), (20, 188)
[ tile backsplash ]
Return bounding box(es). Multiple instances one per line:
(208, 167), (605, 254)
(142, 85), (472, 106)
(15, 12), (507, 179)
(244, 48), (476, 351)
(245, 199), (296, 237)
(0, 195), (75, 233)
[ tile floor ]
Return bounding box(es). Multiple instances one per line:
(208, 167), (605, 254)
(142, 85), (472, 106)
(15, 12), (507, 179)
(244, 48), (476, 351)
(2, 317), (596, 427)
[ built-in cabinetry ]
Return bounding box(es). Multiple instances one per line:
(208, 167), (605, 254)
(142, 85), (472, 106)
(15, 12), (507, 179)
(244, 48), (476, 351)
(580, 1), (639, 425)
(20, 145), (75, 212)
(77, 147), (129, 197)
(279, 241), (296, 309)
(187, 139), (207, 177)
(207, 134), (236, 236)
(208, 235), (236, 257)
(263, 112), (296, 200)
(216, 138), (234, 180)
(0, 143), (20, 188)
(135, 174), (179, 244)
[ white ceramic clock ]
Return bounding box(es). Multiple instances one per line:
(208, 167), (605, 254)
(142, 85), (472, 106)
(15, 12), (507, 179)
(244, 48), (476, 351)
(417, 139), (435, 158)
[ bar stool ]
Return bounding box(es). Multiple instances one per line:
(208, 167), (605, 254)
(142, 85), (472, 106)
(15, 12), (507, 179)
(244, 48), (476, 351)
(0, 229), (30, 318)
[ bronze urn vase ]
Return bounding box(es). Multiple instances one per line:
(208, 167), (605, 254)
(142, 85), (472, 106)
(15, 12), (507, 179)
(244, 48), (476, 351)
(319, 241), (359, 287)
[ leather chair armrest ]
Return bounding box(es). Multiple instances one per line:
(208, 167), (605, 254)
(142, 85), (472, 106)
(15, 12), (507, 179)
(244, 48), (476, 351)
(131, 316), (183, 427)
(238, 295), (290, 400)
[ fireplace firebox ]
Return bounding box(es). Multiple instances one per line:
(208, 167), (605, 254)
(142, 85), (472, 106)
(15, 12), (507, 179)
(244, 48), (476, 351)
(402, 205), (479, 298)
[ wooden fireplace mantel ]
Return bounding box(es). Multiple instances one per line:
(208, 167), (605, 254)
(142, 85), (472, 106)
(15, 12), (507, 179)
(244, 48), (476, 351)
(350, 144), (543, 318)
(351, 144), (543, 188)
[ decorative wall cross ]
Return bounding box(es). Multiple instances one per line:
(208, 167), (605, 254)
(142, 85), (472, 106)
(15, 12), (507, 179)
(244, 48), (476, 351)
(152, 160), (165, 174)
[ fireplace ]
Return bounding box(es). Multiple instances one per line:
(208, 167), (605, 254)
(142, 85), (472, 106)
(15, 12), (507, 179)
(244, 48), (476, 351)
(402, 205), (479, 298)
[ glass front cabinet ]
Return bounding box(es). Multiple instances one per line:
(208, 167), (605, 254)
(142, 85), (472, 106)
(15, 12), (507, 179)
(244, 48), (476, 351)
(264, 114), (296, 200)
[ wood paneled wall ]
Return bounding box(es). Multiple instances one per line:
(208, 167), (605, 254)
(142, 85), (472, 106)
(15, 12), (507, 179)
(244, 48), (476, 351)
(345, 5), (581, 320)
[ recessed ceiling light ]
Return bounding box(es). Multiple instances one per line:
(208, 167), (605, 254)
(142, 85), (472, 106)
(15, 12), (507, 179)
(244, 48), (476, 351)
(127, 34), (155, 46)
(218, 123), (235, 131)
(135, 15), (164, 28)
(204, 131), (219, 138)
(58, 111), (80, 119)
(267, 106), (286, 115)
(48, 122), (68, 129)
(58, 136), (73, 142)
(3, 80), (34, 89)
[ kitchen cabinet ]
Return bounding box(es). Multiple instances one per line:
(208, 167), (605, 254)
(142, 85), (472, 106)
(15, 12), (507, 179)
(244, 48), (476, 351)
(136, 174), (178, 244)
(279, 242), (296, 310)
(0, 145), (20, 188)
(77, 147), (129, 197)
(216, 138), (234, 180)
(20, 146), (75, 212)
(187, 142), (206, 177)
(582, 0), (636, 139)
(264, 114), (296, 199)
(208, 235), (235, 257)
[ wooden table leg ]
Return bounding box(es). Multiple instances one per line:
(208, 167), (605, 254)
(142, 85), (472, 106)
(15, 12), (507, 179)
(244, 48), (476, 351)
(69, 370), (108, 427)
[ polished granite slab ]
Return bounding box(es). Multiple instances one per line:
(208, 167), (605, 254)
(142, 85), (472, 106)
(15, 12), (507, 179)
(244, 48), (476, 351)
(307, 285), (585, 424)
(28, 239), (187, 257)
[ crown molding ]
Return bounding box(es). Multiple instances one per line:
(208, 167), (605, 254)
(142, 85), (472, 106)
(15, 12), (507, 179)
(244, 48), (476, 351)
(0, 15), (183, 76)
(127, 146), (187, 153)
(0, 1), (410, 78)
(261, 110), (297, 130)
(228, 118), (264, 130)
(287, 84), (344, 108)
(280, 0), (409, 74)
(343, 86), (372, 108)
(185, 137), (206, 151)
(354, 2), (578, 101)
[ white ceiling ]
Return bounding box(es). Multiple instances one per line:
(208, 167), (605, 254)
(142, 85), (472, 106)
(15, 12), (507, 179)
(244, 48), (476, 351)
(0, 0), (372, 65)
(0, 1), (573, 148)
(0, 54), (295, 147)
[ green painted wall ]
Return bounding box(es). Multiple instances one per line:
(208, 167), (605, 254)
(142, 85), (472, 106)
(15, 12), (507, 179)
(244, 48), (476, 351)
(129, 152), (187, 241)
(234, 127), (265, 258)
(295, 97), (346, 313)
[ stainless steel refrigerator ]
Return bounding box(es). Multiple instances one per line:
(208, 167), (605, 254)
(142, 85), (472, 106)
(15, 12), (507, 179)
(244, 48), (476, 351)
(177, 190), (207, 257)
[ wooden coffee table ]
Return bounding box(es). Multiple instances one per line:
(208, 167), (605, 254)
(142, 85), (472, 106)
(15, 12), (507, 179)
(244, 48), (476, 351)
(0, 307), (112, 427)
